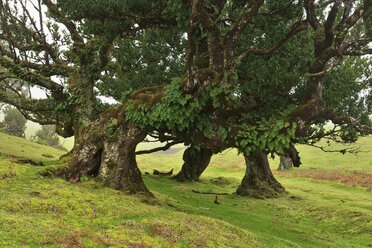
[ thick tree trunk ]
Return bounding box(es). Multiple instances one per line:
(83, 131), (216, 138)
(174, 146), (213, 182)
(236, 151), (285, 198)
(64, 107), (151, 195)
(277, 155), (293, 170)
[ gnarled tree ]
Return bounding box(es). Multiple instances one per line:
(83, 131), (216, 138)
(1, 0), (371, 197)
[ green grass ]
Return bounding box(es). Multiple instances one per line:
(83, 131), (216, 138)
(0, 132), (65, 161)
(0, 131), (371, 247)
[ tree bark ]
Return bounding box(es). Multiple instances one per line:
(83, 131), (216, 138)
(277, 155), (293, 170)
(70, 75), (99, 141)
(236, 150), (285, 198)
(64, 107), (151, 195)
(174, 146), (213, 182)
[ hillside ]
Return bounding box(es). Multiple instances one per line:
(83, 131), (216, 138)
(0, 132), (371, 247)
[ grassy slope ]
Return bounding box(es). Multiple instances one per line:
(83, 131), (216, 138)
(0, 132), (66, 161)
(0, 132), (371, 247)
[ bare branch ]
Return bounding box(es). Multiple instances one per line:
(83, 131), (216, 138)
(304, 0), (321, 30)
(42, 0), (85, 50)
(324, 0), (342, 47)
(0, 55), (63, 91)
(343, 48), (372, 56)
(135, 141), (183, 155)
(304, 143), (362, 154)
(315, 0), (336, 8)
(325, 110), (372, 134)
(0, 88), (56, 112)
(237, 20), (308, 60)
(334, 4), (365, 45)
(0, 79), (24, 97)
(224, 0), (264, 45)
(17, 107), (55, 125)
(0, 2), (61, 63)
(339, 0), (354, 27)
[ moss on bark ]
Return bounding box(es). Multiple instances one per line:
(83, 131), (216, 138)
(237, 151), (285, 198)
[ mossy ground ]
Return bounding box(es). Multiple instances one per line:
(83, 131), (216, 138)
(0, 131), (371, 247)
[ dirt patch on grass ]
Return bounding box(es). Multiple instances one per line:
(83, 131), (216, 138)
(6, 155), (45, 166)
(275, 171), (372, 188)
(39, 231), (88, 248)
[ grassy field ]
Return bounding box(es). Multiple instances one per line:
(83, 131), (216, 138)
(0, 131), (371, 247)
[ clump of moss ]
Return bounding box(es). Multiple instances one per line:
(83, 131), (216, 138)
(128, 85), (166, 110)
(210, 176), (232, 187)
(38, 165), (66, 177)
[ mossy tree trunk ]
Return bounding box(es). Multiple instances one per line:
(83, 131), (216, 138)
(69, 74), (99, 142)
(174, 145), (213, 182)
(236, 150), (285, 198)
(64, 107), (151, 195)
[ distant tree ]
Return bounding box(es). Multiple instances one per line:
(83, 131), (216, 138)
(3, 108), (27, 130)
(32, 125), (66, 151)
(1, 108), (26, 137)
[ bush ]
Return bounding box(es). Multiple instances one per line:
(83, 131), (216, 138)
(2, 122), (25, 137)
